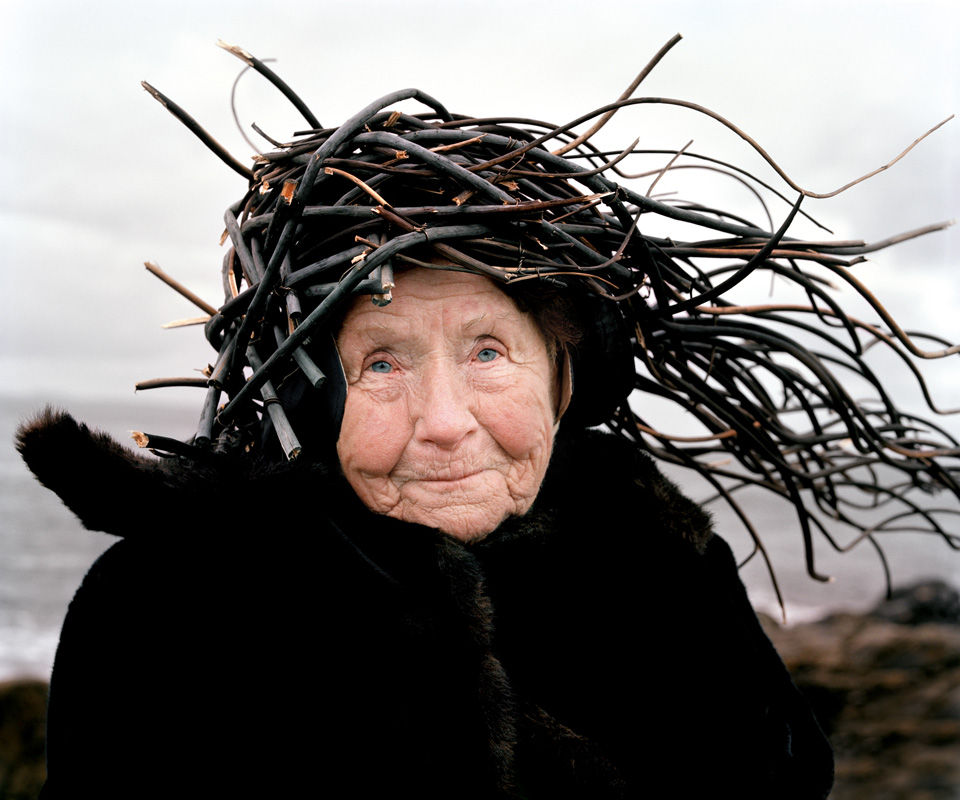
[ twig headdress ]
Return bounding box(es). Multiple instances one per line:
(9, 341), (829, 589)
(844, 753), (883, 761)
(137, 37), (959, 606)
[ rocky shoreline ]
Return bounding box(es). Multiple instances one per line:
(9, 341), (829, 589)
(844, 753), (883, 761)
(0, 678), (46, 800)
(763, 580), (960, 800)
(2, 582), (957, 799)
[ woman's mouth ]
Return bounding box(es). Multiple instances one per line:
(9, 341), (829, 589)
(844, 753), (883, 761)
(415, 470), (484, 487)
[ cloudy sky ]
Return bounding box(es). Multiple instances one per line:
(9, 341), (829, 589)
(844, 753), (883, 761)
(3, 0), (957, 430)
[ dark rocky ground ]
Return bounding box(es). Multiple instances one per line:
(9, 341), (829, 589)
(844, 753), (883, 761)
(764, 581), (960, 800)
(1, 581), (957, 799)
(0, 679), (46, 800)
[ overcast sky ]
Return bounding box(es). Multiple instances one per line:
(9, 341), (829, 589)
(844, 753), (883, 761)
(2, 0), (958, 432)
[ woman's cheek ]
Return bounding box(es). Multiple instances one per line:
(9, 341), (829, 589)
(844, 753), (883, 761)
(355, 369), (408, 402)
(339, 387), (409, 478)
(480, 383), (554, 461)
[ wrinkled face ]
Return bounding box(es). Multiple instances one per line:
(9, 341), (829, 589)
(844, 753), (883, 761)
(336, 268), (557, 542)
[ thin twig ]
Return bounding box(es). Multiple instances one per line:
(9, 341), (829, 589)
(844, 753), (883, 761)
(552, 33), (683, 156)
(145, 261), (219, 316)
(141, 82), (252, 179)
(217, 40), (322, 130)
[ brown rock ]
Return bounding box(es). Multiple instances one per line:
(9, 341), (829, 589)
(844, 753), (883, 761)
(0, 679), (48, 800)
(763, 584), (960, 800)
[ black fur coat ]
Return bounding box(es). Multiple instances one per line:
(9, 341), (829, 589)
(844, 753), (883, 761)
(18, 409), (833, 799)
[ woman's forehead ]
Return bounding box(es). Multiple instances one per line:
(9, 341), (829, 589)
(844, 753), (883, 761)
(339, 268), (526, 336)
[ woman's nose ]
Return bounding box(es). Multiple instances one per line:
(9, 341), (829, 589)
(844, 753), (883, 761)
(412, 362), (478, 448)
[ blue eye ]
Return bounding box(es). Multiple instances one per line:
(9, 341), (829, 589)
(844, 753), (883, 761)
(477, 348), (499, 363)
(369, 360), (392, 373)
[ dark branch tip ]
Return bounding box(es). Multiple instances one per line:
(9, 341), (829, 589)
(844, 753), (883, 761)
(217, 40), (255, 67)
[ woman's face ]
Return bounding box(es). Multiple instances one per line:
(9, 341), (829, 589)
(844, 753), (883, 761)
(336, 268), (557, 542)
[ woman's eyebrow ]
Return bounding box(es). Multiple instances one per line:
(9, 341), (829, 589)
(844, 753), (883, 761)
(462, 314), (488, 331)
(350, 318), (408, 336)
(462, 310), (516, 331)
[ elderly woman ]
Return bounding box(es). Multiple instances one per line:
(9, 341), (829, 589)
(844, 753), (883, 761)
(19, 270), (832, 799)
(19, 44), (960, 800)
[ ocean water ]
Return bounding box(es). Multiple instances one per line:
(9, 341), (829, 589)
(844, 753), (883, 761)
(3, 391), (958, 681)
(1, 393), (199, 681)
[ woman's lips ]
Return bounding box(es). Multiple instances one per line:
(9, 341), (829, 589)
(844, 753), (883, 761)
(410, 470), (484, 489)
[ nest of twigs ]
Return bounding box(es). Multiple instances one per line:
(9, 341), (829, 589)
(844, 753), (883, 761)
(135, 36), (959, 608)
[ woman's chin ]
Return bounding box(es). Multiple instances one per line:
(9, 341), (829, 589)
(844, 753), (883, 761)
(387, 500), (511, 543)
(361, 469), (533, 542)
(442, 526), (496, 544)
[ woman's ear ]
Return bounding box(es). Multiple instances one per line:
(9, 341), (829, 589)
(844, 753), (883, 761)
(555, 346), (573, 422)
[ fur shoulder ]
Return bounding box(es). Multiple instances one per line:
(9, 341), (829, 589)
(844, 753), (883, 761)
(15, 407), (331, 541)
(16, 408), (216, 537)
(542, 427), (715, 553)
